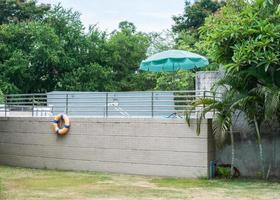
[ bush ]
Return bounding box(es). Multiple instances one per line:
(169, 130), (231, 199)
(217, 166), (231, 179)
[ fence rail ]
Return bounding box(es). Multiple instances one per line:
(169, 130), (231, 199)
(0, 91), (218, 118)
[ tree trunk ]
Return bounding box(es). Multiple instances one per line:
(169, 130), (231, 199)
(253, 115), (265, 179)
(230, 127), (235, 178)
(230, 110), (242, 178)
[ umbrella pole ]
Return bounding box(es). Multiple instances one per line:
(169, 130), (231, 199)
(172, 64), (175, 90)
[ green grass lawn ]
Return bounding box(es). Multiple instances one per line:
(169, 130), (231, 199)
(0, 165), (279, 200)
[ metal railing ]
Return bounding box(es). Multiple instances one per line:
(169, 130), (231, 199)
(0, 91), (218, 118)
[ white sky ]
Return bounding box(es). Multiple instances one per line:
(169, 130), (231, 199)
(37, 0), (185, 32)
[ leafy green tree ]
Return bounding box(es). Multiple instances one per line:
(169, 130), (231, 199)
(0, 4), (116, 93)
(155, 71), (195, 91)
(58, 63), (115, 91)
(200, 0), (280, 80)
(146, 30), (175, 56)
(199, 0), (280, 178)
(106, 21), (151, 91)
(0, 0), (50, 24)
(0, 3), (156, 93)
(174, 30), (197, 51)
(127, 72), (157, 91)
(1, 2), (210, 94)
(86, 26), (110, 68)
(172, 0), (224, 34)
(43, 5), (89, 73)
(118, 21), (136, 33)
(172, 0), (224, 71)
(0, 4), (90, 93)
(0, 21), (64, 93)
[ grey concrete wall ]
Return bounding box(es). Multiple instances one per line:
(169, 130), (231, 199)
(217, 137), (280, 177)
(195, 71), (280, 177)
(217, 121), (280, 177)
(0, 117), (214, 178)
(196, 71), (223, 92)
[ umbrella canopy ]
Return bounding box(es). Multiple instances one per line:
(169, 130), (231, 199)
(140, 50), (209, 72)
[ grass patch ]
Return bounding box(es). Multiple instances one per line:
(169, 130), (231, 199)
(152, 177), (280, 189)
(0, 165), (279, 200)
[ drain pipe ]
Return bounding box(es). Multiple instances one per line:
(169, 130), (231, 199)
(209, 160), (216, 179)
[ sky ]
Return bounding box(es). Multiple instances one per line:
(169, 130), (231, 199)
(37, 0), (185, 32)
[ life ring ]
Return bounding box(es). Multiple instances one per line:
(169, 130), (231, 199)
(52, 114), (70, 135)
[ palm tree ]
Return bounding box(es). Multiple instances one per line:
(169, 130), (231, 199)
(185, 91), (238, 177)
(216, 71), (280, 178)
(215, 69), (273, 178)
(252, 85), (280, 178)
(231, 94), (266, 178)
(189, 66), (280, 178)
(254, 85), (280, 120)
(215, 71), (268, 178)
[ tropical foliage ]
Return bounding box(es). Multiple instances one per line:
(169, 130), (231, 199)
(0, 1), (157, 93)
(172, 0), (224, 34)
(2, 0), (215, 94)
(188, 0), (280, 178)
(185, 90), (239, 177)
(0, 0), (228, 94)
(0, 0), (50, 24)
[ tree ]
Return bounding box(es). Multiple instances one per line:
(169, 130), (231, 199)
(172, 0), (224, 71)
(0, 3), (157, 93)
(127, 72), (157, 91)
(172, 0), (224, 34)
(200, 0), (280, 78)
(0, 21), (64, 93)
(155, 71), (194, 91)
(199, 0), (280, 178)
(1, 1), (213, 94)
(43, 5), (89, 73)
(106, 21), (151, 91)
(0, 0), (50, 24)
(58, 63), (115, 92)
(185, 92), (239, 177)
(118, 21), (136, 33)
(146, 30), (175, 56)
(216, 72), (267, 177)
(0, 4), (114, 93)
(0, 4), (90, 93)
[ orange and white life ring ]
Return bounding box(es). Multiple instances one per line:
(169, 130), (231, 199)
(52, 114), (70, 135)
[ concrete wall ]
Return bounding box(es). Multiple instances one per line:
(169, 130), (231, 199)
(196, 71), (280, 177)
(217, 136), (280, 177)
(217, 121), (280, 177)
(0, 117), (214, 178)
(196, 71), (223, 92)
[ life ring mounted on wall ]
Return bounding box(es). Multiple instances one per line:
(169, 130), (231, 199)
(52, 114), (71, 135)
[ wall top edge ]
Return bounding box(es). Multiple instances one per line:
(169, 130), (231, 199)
(0, 117), (211, 124)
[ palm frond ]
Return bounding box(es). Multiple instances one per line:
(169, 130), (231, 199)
(213, 113), (232, 148)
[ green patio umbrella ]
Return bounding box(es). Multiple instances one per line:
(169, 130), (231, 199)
(139, 49), (209, 90)
(140, 49), (209, 72)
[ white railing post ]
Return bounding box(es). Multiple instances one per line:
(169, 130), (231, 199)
(32, 95), (35, 117)
(4, 95), (7, 117)
(66, 94), (69, 115)
(151, 92), (154, 118)
(105, 93), (108, 118)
